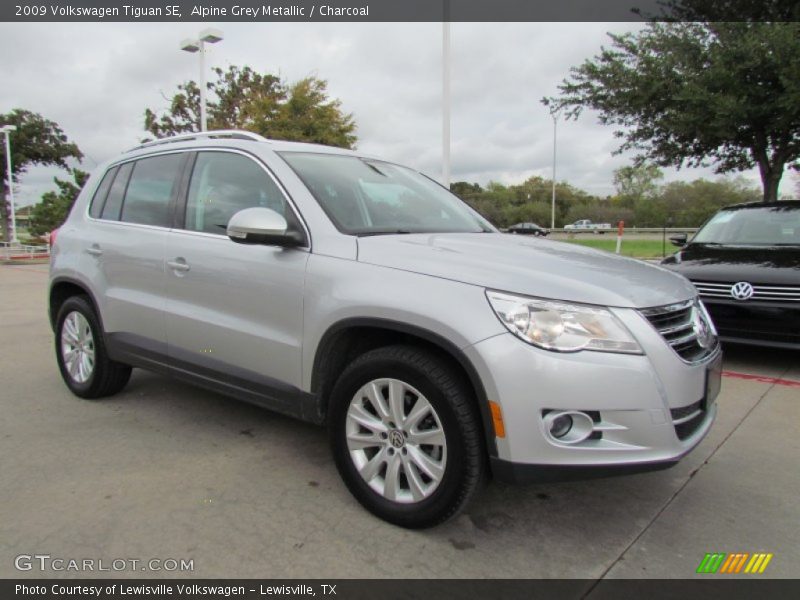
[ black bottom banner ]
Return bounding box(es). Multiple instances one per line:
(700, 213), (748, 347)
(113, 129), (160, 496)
(5, 579), (800, 600)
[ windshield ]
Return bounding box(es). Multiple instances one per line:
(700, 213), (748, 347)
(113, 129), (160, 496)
(279, 152), (494, 235)
(693, 205), (800, 246)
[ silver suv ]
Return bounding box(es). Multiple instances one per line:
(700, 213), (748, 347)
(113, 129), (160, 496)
(49, 130), (721, 528)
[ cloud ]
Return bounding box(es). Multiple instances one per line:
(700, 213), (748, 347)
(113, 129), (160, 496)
(0, 21), (765, 207)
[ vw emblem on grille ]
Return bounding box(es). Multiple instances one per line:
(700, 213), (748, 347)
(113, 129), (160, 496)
(731, 281), (754, 301)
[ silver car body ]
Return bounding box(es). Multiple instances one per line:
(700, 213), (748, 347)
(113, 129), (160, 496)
(50, 132), (721, 481)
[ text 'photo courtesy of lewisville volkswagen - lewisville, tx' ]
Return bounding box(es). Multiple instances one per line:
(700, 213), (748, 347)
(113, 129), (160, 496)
(0, 1), (798, 599)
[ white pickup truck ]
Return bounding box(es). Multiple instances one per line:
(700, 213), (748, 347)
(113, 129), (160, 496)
(564, 219), (612, 233)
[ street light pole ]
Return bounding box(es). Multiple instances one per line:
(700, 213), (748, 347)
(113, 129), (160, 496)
(442, 19), (451, 189)
(180, 28), (224, 133)
(1, 125), (18, 245)
(199, 38), (207, 131)
(550, 111), (557, 230)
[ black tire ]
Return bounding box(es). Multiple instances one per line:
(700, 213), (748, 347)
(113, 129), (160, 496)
(328, 345), (485, 528)
(55, 295), (132, 399)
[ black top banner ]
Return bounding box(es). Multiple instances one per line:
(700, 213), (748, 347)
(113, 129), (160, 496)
(3, 0), (800, 23)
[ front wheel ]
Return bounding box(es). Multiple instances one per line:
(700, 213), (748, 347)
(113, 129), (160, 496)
(329, 345), (485, 528)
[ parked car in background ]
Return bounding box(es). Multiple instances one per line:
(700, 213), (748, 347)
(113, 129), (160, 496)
(507, 222), (550, 236)
(564, 219), (612, 233)
(662, 201), (800, 349)
(49, 130), (721, 529)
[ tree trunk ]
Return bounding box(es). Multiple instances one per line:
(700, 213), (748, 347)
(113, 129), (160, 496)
(756, 158), (783, 203)
(762, 170), (782, 203)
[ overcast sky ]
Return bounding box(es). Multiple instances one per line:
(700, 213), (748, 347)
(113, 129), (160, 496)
(0, 21), (772, 207)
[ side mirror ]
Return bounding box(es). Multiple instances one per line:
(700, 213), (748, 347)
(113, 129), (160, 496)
(226, 207), (305, 247)
(669, 233), (688, 247)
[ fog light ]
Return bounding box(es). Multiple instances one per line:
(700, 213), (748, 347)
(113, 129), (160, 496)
(550, 414), (573, 438)
(542, 410), (595, 445)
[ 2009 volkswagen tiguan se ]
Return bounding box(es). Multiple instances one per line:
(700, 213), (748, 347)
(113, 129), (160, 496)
(49, 130), (721, 528)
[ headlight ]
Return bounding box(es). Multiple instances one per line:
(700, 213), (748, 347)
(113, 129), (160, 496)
(486, 290), (642, 354)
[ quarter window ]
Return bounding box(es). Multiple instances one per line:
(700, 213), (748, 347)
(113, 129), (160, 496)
(100, 162), (134, 221)
(88, 167), (118, 219)
(184, 152), (288, 234)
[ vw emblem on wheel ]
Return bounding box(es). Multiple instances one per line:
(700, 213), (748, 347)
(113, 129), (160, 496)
(730, 281), (754, 301)
(388, 429), (405, 449)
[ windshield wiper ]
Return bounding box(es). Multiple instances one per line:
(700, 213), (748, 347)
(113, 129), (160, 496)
(358, 229), (413, 237)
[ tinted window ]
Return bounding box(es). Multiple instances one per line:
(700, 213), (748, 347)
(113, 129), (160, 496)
(120, 154), (183, 227)
(184, 152), (288, 234)
(88, 167), (117, 219)
(100, 162), (134, 221)
(280, 152), (492, 235)
(694, 205), (800, 246)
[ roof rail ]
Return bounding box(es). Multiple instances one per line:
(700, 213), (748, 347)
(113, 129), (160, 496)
(127, 129), (269, 152)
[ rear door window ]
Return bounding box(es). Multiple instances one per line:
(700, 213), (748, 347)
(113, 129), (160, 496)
(120, 154), (184, 227)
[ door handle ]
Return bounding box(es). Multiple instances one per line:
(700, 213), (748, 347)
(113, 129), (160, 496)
(85, 244), (102, 256)
(167, 259), (190, 273)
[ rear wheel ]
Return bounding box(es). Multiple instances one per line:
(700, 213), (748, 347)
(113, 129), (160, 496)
(329, 345), (485, 528)
(55, 296), (131, 399)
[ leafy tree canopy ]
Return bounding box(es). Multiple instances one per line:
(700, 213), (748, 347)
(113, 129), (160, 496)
(29, 169), (89, 237)
(0, 109), (82, 241)
(544, 16), (800, 201)
(144, 65), (357, 149)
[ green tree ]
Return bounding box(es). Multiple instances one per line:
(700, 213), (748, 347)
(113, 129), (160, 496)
(544, 18), (800, 201)
(0, 109), (82, 242)
(505, 202), (552, 227)
(511, 176), (553, 205)
(449, 181), (483, 199)
(267, 77), (357, 148)
(28, 169), (89, 237)
(642, 177), (760, 227)
(144, 65), (357, 149)
(613, 164), (663, 208)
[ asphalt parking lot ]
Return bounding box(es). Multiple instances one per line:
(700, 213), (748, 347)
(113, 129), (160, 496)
(1, 263), (798, 580)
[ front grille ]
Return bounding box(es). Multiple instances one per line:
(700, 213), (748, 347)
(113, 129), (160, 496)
(670, 400), (705, 441)
(640, 300), (718, 363)
(693, 281), (800, 303)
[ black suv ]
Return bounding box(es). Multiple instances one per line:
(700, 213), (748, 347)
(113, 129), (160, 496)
(662, 201), (800, 349)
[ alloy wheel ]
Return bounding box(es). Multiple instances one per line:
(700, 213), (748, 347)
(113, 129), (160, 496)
(345, 378), (447, 504)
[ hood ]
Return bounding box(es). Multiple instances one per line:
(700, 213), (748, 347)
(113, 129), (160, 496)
(662, 243), (800, 285)
(357, 233), (695, 309)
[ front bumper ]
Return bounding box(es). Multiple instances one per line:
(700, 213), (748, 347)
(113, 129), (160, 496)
(490, 455), (680, 484)
(464, 306), (721, 482)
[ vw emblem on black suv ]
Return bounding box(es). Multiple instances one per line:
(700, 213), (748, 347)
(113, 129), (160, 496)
(731, 281), (754, 301)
